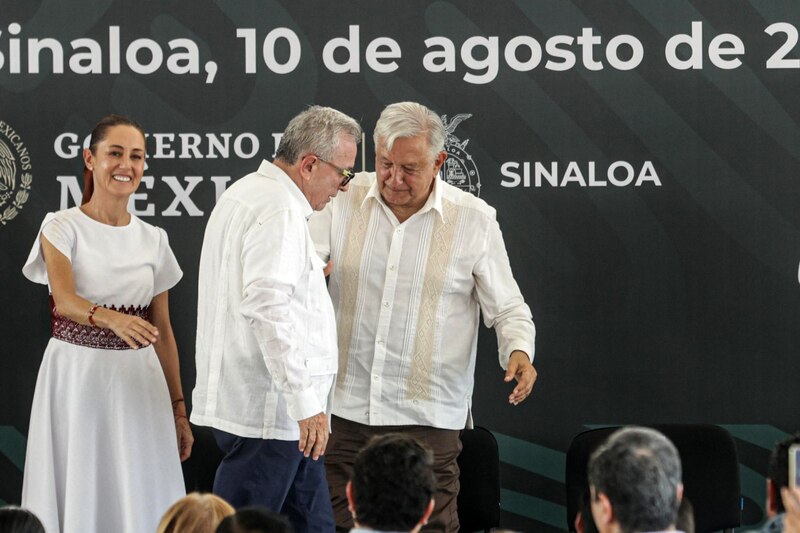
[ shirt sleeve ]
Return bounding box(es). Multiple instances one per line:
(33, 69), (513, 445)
(153, 227), (183, 295)
(22, 212), (74, 285)
(473, 214), (536, 368)
(239, 208), (324, 422)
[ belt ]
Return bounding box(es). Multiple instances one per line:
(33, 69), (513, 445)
(50, 295), (152, 350)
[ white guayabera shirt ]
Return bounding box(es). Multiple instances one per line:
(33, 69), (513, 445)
(309, 172), (535, 430)
(192, 160), (337, 440)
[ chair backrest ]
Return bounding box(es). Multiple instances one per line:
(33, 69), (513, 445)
(565, 424), (741, 533)
(458, 426), (501, 533)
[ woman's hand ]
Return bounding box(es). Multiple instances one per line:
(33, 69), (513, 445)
(175, 415), (194, 461)
(102, 310), (159, 349)
(41, 235), (158, 351)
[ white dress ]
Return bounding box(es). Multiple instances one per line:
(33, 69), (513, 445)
(20, 207), (186, 533)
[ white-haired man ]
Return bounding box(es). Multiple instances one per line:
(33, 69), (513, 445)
(309, 102), (536, 532)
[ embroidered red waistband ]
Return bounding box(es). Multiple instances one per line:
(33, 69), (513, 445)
(49, 296), (152, 350)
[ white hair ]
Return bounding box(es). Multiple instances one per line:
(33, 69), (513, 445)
(275, 106), (361, 163)
(373, 102), (445, 162)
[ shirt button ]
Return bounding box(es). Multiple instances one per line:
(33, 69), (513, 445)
(383, 301), (390, 308)
(377, 339), (384, 345)
(389, 265), (396, 271)
(373, 375), (380, 381)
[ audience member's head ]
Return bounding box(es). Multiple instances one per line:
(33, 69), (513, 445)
(157, 492), (236, 533)
(0, 506), (45, 533)
(348, 433), (436, 533)
(766, 432), (800, 516)
(676, 497), (694, 533)
(216, 506), (293, 533)
(588, 426), (683, 533)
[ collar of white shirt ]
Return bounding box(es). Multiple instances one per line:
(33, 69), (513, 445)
(362, 173), (445, 223)
(257, 159), (314, 220)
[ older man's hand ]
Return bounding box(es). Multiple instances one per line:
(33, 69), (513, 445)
(298, 412), (329, 460)
(505, 350), (537, 405)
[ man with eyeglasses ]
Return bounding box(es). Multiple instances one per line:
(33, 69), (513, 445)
(309, 102), (536, 533)
(192, 106), (361, 533)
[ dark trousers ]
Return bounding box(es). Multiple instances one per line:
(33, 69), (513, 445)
(212, 428), (335, 533)
(325, 415), (462, 533)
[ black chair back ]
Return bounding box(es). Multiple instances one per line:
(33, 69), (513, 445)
(458, 426), (501, 533)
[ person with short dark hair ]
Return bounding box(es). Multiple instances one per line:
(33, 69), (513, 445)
(347, 434), (436, 533)
(216, 507), (294, 533)
(742, 432), (800, 533)
(588, 426), (683, 533)
(0, 506), (45, 533)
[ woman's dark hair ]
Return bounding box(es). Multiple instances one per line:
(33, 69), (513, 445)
(0, 506), (46, 533)
(82, 114), (145, 205)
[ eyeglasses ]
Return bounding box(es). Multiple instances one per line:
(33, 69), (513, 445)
(317, 156), (355, 187)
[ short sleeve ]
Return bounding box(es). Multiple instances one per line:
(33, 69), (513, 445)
(22, 212), (75, 285)
(153, 227), (183, 295)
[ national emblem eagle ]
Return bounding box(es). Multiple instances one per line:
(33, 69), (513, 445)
(0, 140), (16, 192)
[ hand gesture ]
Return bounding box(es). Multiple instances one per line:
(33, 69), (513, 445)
(783, 487), (800, 533)
(505, 350), (537, 405)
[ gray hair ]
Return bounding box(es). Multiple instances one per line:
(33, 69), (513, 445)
(373, 102), (446, 162)
(588, 427), (682, 533)
(275, 106), (361, 164)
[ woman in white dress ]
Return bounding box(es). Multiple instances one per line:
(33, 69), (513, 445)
(21, 115), (194, 533)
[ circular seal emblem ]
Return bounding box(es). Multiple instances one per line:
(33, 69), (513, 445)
(0, 120), (33, 227)
(439, 113), (481, 197)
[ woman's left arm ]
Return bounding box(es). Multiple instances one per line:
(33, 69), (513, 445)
(151, 290), (193, 461)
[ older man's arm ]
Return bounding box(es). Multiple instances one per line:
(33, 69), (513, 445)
(241, 209), (328, 459)
(473, 215), (537, 405)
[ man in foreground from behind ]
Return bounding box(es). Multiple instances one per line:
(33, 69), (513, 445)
(347, 434), (435, 533)
(588, 426), (684, 533)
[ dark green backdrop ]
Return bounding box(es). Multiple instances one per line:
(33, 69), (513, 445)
(2, 1), (799, 530)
